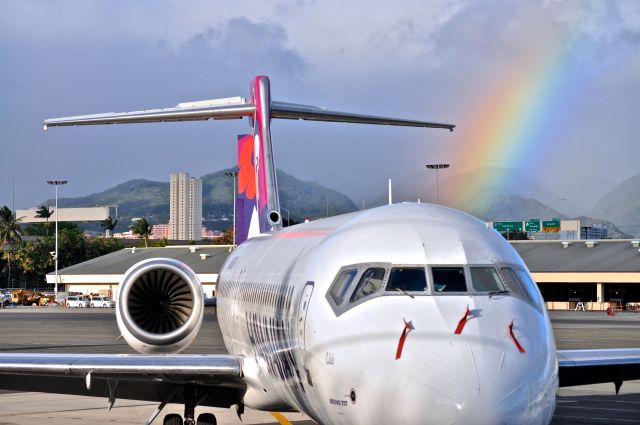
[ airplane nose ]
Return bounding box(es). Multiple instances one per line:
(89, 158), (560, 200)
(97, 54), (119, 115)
(385, 336), (557, 425)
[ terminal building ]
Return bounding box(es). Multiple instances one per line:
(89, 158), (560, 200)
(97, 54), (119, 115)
(47, 239), (640, 311)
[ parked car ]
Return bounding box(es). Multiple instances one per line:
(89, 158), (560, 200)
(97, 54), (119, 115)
(66, 296), (90, 308)
(1, 292), (11, 308)
(90, 296), (115, 308)
(204, 296), (217, 307)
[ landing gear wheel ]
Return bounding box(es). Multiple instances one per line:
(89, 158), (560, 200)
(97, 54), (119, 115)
(197, 413), (217, 425)
(163, 413), (183, 425)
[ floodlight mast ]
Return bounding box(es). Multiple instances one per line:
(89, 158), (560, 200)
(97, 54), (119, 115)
(46, 180), (67, 300)
(426, 163), (450, 205)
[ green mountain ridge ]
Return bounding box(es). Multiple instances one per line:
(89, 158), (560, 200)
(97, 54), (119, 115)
(46, 169), (358, 232)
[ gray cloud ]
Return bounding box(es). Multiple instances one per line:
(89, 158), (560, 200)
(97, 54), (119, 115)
(1, 0), (639, 219)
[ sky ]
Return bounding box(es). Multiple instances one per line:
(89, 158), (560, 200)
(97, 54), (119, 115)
(1, 0), (639, 217)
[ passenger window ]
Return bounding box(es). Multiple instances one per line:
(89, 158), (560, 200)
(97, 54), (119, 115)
(386, 267), (427, 292)
(329, 269), (358, 305)
(351, 268), (386, 302)
(470, 267), (506, 292)
(432, 267), (467, 292)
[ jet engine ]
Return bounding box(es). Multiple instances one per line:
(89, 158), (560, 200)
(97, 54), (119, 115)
(116, 258), (204, 354)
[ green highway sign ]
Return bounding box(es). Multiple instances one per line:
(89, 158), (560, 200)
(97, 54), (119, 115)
(542, 219), (561, 232)
(525, 219), (541, 232)
(493, 221), (523, 232)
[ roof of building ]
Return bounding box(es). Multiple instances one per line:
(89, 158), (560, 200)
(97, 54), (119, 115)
(50, 240), (640, 278)
(511, 240), (640, 273)
(49, 246), (233, 276)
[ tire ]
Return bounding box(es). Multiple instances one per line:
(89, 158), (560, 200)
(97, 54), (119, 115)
(197, 413), (217, 425)
(90, 303), (95, 308)
(163, 413), (183, 425)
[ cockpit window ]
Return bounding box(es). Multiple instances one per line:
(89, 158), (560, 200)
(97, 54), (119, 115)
(329, 269), (358, 305)
(351, 268), (386, 302)
(386, 267), (427, 292)
(499, 267), (541, 310)
(470, 267), (507, 292)
(432, 267), (467, 292)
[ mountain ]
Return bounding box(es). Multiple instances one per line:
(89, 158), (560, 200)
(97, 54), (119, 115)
(589, 173), (640, 237)
(47, 169), (358, 232)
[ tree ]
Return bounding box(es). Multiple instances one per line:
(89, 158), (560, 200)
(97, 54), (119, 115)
(130, 218), (152, 248)
(35, 205), (54, 236)
(0, 206), (22, 245)
(0, 205), (22, 288)
(100, 216), (119, 238)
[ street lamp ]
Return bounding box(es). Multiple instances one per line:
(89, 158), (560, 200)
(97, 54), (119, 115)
(47, 180), (67, 300)
(426, 164), (450, 205)
(224, 172), (238, 246)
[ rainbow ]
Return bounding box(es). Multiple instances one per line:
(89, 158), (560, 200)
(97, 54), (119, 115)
(439, 32), (589, 210)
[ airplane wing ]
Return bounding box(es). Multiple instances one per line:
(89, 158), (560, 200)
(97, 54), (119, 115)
(558, 349), (640, 392)
(43, 97), (255, 129)
(0, 353), (245, 408)
(271, 101), (455, 130)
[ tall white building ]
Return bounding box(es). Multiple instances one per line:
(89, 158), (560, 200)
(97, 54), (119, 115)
(169, 172), (202, 241)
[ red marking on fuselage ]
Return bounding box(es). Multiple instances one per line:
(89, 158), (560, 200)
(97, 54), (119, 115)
(395, 319), (415, 360)
(454, 305), (471, 335)
(509, 320), (526, 353)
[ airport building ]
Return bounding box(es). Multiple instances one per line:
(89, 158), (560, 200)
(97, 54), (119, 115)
(169, 172), (202, 241)
(45, 239), (640, 311)
(46, 245), (230, 298)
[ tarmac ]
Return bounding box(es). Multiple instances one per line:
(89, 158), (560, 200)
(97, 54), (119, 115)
(0, 307), (639, 424)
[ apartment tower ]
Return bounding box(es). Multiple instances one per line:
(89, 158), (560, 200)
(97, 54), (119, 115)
(169, 172), (202, 241)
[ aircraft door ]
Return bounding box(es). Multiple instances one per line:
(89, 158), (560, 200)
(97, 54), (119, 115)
(297, 281), (314, 370)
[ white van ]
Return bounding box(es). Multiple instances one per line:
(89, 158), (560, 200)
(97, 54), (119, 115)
(66, 296), (90, 308)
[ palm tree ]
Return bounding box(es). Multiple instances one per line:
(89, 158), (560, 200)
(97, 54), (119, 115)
(130, 218), (152, 248)
(0, 206), (22, 288)
(35, 205), (54, 236)
(100, 216), (119, 238)
(0, 206), (22, 245)
(0, 206), (12, 223)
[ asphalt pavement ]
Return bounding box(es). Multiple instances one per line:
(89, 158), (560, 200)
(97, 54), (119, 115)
(1, 308), (640, 424)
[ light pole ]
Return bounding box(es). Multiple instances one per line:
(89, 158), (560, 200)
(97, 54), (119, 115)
(47, 180), (67, 300)
(224, 172), (238, 246)
(426, 164), (450, 204)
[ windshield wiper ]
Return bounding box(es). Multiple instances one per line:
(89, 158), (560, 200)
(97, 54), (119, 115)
(394, 287), (415, 299)
(488, 290), (509, 298)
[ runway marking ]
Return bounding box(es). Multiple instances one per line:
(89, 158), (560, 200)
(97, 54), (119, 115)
(271, 412), (293, 425)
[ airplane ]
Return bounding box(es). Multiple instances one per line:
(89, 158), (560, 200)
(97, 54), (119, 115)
(1, 75), (640, 425)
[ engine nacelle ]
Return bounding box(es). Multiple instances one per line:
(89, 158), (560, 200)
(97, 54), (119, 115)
(116, 258), (204, 354)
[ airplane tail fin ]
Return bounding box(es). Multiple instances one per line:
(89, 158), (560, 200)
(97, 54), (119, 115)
(235, 77), (282, 245)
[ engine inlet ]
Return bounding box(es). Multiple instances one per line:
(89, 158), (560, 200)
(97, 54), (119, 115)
(116, 258), (204, 354)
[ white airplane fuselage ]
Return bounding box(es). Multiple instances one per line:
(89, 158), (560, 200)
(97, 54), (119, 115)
(217, 203), (558, 425)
